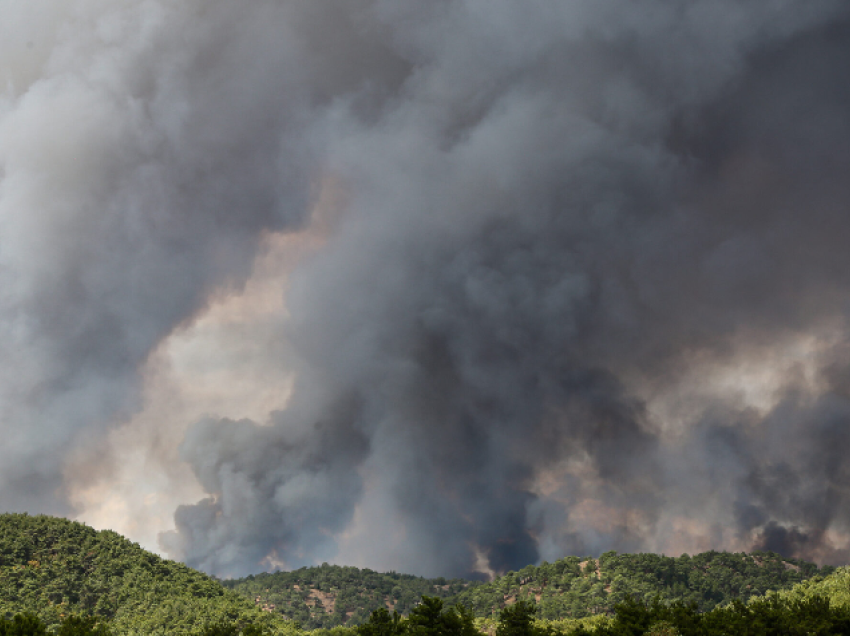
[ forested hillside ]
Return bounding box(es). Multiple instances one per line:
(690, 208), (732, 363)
(0, 514), (295, 635)
(450, 551), (832, 619)
(0, 514), (841, 635)
(346, 567), (850, 636)
(222, 564), (477, 629)
(551, 566), (850, 636)
(225, 551), (832, 627)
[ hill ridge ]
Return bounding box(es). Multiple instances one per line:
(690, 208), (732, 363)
(0, 513), (838, 633)
(223, 550), (834, 628)
(0, 513), (295, 635)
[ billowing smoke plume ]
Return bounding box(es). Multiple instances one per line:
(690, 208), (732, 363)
(3, 0), (850, 578)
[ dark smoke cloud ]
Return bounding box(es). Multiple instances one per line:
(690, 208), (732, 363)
(4, 0), (850, 578)
(163, 1), (850, 576)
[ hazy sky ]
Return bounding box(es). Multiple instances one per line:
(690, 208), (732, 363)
(3, 0), (850, 579)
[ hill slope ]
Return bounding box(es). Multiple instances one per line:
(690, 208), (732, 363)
(222, 564), (477, 629)
(450, 550), (834, 619)
(0, 513), (837, 633)
(0, 513), (296, 635)
(225, 551), (833, 627)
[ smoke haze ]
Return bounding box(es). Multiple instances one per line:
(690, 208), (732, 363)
(2, 0), (850, 578)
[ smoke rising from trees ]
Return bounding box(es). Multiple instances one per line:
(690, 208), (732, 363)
(3, 1), (850, 578)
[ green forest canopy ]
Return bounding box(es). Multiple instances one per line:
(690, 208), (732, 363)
(222, 564), (472, 630)
(0, 513), (296, 636)
(0, 513), (844, 636)
(224, 551), (833, 627)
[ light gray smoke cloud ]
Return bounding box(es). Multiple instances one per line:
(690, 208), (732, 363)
(4, 0), (850, 578)
(0, 0), (399, 511)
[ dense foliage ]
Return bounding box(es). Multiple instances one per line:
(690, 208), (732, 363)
(223, 565), (475, 629)
(0, 612), (113, 636)
(225, 551), (832, 629)
(354, 597), (480, 636)
(562, 593), (850, 636)
(0, 513), (844, 635)
(449, 551), (833, 619)
(0, 514), (295, 635)
(776, 565), (850, 608)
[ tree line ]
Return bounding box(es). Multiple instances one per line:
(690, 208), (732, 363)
(2, 514), (849, 635)
(225, 550), (833, 627)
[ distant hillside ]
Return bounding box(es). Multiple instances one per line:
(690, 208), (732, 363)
(222, 563), (477, 629)
(450, 550), (834, 619)
(225, 552), (833, 628)
(0, 514), (837, 634)
(545, 565), (850, 636)
(0, 513), (296, 635)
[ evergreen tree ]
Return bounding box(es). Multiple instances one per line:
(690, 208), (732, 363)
(0, 613), (47, 636)
(357, 608), (405, 636)
(55, 615), (111, 636)
(496, 601), (537, 636)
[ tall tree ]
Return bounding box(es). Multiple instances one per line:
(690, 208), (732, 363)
(496, 601), (537, 636)
(357, 608), (406, 636)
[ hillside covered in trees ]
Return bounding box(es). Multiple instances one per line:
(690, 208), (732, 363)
(449, 551), (833, 619)
(221, 564), (475, 629)
(353, 578), (850, 636)
(0, 513), (844, 635)
(0, 514), (295, 635)
(224, 552), (833, 627)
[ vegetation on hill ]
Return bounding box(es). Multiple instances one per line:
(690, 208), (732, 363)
(563, 593), (850, 636)
(449, 551), (833, 619)
(0, 514), (296, 635)
(0, 513), (844, 636)
(776, 566), (850, 608)
(225, 551), (832, 628)
(221, 564), (476, 629)
(356, 596), (478, 636)
(353, 579), (850, 636)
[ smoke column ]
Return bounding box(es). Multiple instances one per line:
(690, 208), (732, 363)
(3, 0), (850, 578)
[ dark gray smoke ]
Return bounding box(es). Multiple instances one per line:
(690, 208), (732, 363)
(4, 0), (850, 578)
